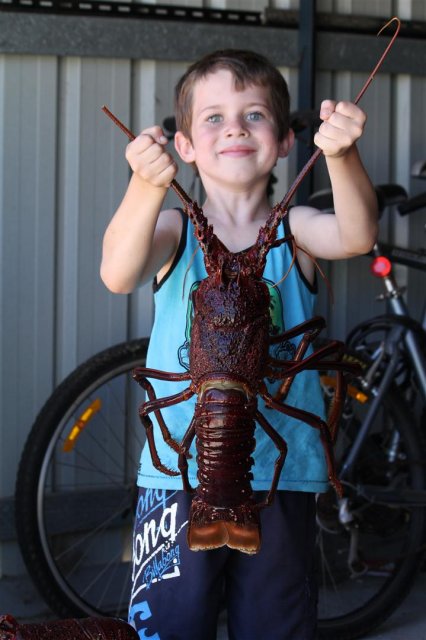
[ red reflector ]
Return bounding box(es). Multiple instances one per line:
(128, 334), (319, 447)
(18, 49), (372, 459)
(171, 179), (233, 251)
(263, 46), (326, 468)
(371, 256), (392, 277)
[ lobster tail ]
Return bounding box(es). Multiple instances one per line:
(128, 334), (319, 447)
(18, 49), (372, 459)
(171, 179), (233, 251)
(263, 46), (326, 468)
(188, 497), (261, 555)
(183, 386), (262, 554)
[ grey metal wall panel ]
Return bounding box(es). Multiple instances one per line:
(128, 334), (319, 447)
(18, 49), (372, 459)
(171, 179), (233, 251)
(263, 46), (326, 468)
(0, 55), (58, 499)
(316, 70), (396, 339)
(55, 57), (133, 379)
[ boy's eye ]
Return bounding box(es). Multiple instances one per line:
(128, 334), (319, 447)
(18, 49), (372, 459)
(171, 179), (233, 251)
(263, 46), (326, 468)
(245, 111), (264, 122)
(207, 114), (223, 123)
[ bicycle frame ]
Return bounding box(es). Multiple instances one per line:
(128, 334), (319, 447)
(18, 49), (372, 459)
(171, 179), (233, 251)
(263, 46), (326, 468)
(339, 238), (426, 504)
(374, 243), (426, 400)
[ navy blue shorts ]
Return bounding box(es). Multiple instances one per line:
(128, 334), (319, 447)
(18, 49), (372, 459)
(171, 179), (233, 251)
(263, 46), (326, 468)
(129, 488), (317, 640)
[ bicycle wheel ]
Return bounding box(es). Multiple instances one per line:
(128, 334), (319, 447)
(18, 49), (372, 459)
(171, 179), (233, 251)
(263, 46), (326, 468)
(15, 339), (149, 618)
(317, 361), (426, 640)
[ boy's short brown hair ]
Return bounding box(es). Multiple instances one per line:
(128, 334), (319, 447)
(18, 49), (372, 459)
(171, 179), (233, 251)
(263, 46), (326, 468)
(174, 49), (291, 142)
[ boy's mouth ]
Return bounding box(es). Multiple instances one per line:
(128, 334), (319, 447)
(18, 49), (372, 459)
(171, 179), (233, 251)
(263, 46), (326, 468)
(219, 145), (256, 158)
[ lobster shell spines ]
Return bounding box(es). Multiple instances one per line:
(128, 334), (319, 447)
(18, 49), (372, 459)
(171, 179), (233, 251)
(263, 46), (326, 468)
(189, 276), (270, 388)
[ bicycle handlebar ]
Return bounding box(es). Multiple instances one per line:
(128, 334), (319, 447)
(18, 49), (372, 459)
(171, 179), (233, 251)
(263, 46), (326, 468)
(398, 191), (426, 215)
(375, 184), (407, 212)
(378, 242), (426, 272)
(411, 159), (426, 180)
(308, 183), (426, 272)
(309, 183), (425, 217)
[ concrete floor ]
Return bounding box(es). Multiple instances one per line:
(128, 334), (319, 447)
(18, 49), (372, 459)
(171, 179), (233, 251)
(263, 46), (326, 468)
(1, 571), (425, 638)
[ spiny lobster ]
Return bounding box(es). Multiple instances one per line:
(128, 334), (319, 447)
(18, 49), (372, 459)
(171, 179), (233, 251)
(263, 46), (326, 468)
(103, 18), (399, 555)
(0, 615), (138, 640)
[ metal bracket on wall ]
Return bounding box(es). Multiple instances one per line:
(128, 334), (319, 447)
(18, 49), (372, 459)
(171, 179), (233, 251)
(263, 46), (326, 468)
(0, 3), (425, 75)
(0, 0), (263, 24)
(2, 1), (426, 38)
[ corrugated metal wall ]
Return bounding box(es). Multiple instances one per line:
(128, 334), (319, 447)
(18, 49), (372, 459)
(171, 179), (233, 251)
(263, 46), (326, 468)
(1, 0), (425, 573)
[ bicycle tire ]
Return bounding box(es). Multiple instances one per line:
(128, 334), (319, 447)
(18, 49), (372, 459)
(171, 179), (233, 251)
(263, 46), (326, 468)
(15, 338), (149, 618)
(317, 359), (426, 640)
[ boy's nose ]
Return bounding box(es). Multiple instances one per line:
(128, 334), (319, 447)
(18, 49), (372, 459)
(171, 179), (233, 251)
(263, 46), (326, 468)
(225, 117), (248, 137)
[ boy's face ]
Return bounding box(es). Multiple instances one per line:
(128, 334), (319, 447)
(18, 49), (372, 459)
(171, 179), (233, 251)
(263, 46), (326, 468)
(174, 69), (293, 190)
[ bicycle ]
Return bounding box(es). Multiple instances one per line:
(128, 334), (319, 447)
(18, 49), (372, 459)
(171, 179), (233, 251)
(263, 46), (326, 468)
(14, 176), (426, 637)
(311, 170), (426, 639)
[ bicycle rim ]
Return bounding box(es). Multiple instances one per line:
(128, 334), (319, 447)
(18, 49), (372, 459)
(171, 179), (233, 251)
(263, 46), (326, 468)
(317, 375), (425, 639)
(15, 340), (148, 618)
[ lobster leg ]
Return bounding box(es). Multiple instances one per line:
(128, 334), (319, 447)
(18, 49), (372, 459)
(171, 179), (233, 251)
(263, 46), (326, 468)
(139, 411), (180, 477)
(269, 338), (345, 371)
(324, 369), (347, 444)
(178, 417), (197, 493)
(133, 366), (192, 383)
(268, 315), (326, 345)
(268, 339), (358, 380)
(133, 376), (181, 454)
(254, 410), (288, 509)
(269, 339), (352, 447)
(133, 367), (193, 447)
(267, 317), (334, 401)
(260, 386), (343, 497)
(135, 374), (195, 476)
(270, 317), (325, 403)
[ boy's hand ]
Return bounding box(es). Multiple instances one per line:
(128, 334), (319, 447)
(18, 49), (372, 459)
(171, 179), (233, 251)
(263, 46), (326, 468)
(125, 126), (177, 188)
(314, 100), (366, 158)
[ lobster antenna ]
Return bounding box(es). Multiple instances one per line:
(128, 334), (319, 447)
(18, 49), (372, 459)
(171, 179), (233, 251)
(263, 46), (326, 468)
(182, 244), (200, 300)
(101, 105), (193, 207)
(271, 16), (401, 221)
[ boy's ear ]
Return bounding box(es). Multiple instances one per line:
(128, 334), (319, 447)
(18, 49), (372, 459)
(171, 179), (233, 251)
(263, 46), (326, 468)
(278, 128), (295, 158)
(174, 131), (195, 163)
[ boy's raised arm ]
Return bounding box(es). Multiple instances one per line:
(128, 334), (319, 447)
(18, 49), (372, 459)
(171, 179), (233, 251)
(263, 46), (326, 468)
(291, 100), (378, 260)
(100, 128), (181, 293)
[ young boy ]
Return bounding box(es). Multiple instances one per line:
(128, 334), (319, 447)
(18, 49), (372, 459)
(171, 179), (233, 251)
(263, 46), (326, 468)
(101, 50), (378, 640)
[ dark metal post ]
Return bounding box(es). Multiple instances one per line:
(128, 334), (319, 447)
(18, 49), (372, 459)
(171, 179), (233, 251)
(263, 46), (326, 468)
(296, 0), (316, 204)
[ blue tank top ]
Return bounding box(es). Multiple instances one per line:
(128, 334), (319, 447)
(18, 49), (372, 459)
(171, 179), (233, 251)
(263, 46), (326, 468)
(137, 210), (328, 493)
